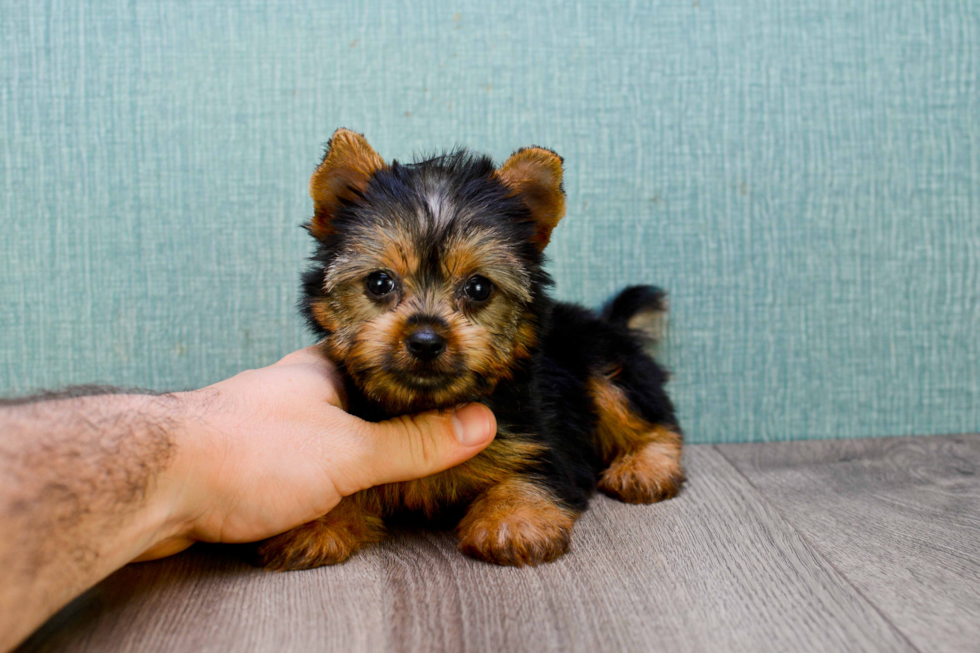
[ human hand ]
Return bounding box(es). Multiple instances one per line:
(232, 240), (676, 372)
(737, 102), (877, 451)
(142, 346), (496, 560)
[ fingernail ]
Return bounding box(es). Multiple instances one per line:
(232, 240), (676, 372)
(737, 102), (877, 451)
(451, 403), (495, 446)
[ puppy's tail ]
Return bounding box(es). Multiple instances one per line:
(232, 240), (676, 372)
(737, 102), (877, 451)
(601, 285), (669, 343)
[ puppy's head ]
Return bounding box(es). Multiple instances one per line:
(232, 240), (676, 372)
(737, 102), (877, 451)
(301, 128), (566, 413)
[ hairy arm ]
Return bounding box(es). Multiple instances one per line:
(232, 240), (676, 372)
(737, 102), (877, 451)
(0, 348), (495, 651)
(0, 391), (187, 648)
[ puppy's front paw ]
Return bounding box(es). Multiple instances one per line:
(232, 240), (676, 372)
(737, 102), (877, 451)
(256, 500), (384, 571)
(456, 480), (578, 566)
(599, 436), (685, 504)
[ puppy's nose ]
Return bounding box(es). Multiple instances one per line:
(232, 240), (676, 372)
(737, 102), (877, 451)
(405, 327), (447, 361)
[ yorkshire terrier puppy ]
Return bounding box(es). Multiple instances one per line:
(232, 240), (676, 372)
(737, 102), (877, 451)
(257, 128), (684, 569)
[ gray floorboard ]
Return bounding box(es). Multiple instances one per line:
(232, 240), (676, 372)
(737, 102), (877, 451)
(718, 434), (980, 653)
(17, 446), (919, 653)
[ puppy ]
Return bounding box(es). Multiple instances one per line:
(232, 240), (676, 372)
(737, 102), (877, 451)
(257, 129), (684, 569)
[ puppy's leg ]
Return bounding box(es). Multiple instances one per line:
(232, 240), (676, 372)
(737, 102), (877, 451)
(588, 371), (684, 504)
(456, 477), (580, 566)
(257, 495), (384, 570)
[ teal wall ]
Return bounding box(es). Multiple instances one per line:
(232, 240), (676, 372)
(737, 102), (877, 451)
(2, 1), (978, 443)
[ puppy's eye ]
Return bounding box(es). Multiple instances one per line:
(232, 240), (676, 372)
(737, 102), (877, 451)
(464, 275), (493, 302)
(365, 271), (395, 297)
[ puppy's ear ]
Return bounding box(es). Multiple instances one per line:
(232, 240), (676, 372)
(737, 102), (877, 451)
(495, 147), (566, 250)
(308, 129), (385, 240)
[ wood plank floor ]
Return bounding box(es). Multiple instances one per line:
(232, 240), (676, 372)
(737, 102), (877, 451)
(718, 434), (980, 653)
(16, 435), (979, 653)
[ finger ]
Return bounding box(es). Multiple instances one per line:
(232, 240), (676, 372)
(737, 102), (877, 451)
(272, 347), (348, 409)
(335, 403), (497, 494)
(273, 345), (335, 369)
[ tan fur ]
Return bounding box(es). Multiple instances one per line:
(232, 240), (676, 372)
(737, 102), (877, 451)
(599, 436), (684, 503)
(627, 306), (669, 342)
(456, 478), (578, 566)
(495, 147), (566, 250)
(258, 434), (548, 569)
(440, 230), (532, 303)
(377, 234), (420, 279)
(356, 433), (546, 518)
(588, 375), (684, 503)
(587, 374), (652, 463)
(257, 497), (385, 570)
(338, 303), (528, 412)
(308, 128), (386, 240)
(309, 300), (338, 334)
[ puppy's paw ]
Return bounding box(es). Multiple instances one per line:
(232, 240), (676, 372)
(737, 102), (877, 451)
(256, 501), (384, 571)
(599, 437), (685, 504)
(456, 480), (578, 566)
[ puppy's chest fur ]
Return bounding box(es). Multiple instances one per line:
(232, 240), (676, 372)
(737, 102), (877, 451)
(356, 430), (547, 520)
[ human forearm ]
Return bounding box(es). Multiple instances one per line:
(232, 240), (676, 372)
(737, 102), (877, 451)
(0, 392), (193, 651)
(0, 348), (495, 651)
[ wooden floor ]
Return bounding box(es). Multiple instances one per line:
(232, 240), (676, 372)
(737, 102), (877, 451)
(17, 434), (980, 653)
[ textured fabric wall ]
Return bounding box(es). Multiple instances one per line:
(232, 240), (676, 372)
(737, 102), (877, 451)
(1, 1), (978, 443)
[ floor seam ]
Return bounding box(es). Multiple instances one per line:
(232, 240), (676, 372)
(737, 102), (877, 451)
(710, 444), (924, 653)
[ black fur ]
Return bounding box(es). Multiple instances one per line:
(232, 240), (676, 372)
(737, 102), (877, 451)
(526, 299), (679, 509)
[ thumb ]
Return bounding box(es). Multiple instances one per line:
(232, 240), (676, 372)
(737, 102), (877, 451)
(337, 403), (497, 493)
